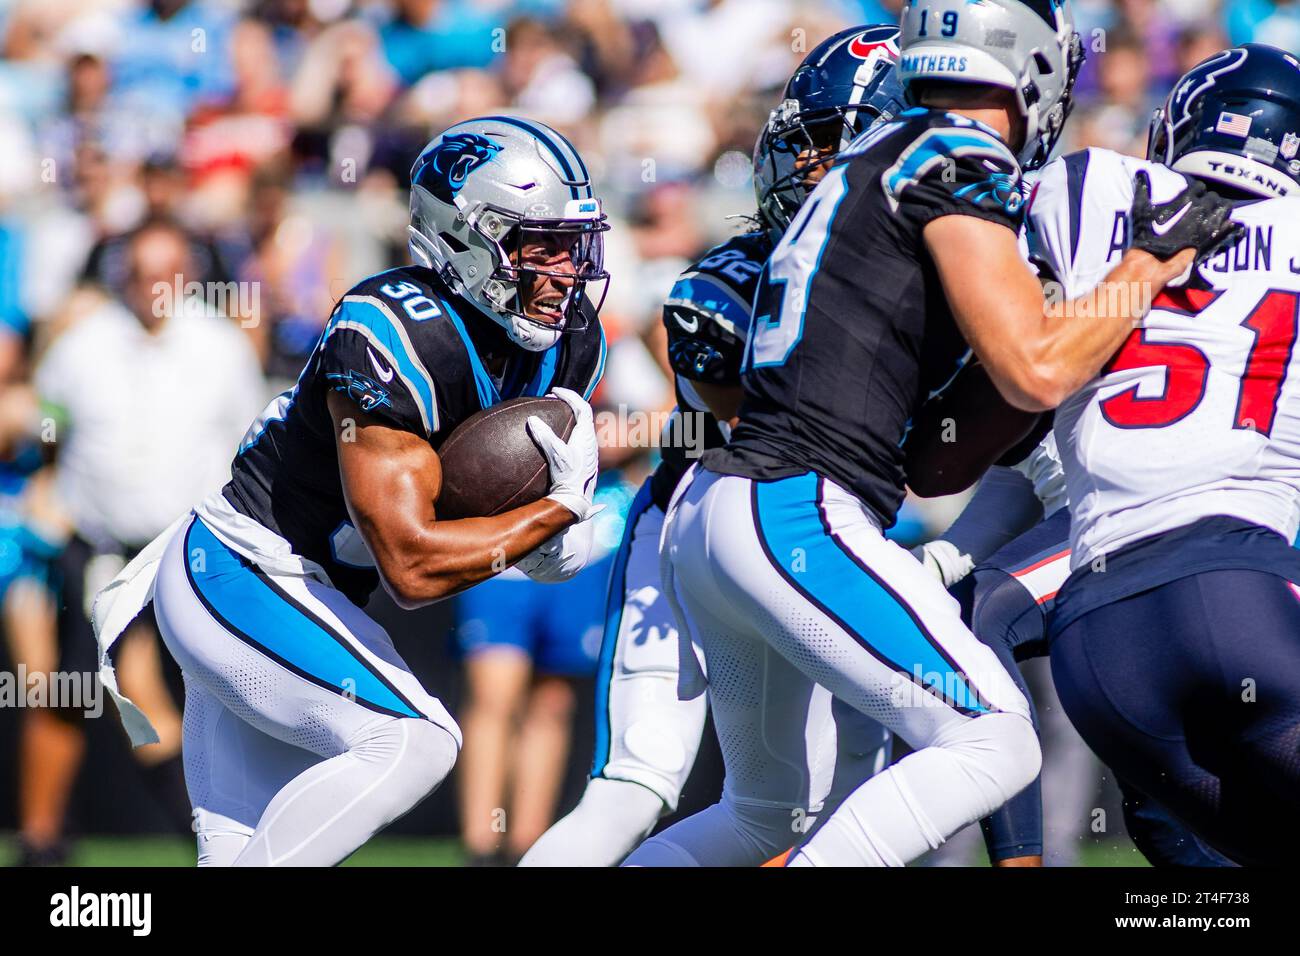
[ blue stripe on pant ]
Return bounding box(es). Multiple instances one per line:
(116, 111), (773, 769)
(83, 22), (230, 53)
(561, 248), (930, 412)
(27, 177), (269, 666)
(184, 517), (421, 720)
(591, 479), (655, 777)
(751, 471), (991, 718)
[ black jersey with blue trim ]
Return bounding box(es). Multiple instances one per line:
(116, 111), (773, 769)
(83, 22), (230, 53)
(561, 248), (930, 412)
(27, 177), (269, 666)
(223, 265), (605, 605)
(650, 228), (773, 510)
(703, 109), (1026, 527)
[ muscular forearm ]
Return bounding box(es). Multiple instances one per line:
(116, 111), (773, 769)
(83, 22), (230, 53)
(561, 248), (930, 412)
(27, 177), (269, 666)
(371, 499), (576, 607)
(930, 215), (1194, 414)
(1023, 249), (1185, 409)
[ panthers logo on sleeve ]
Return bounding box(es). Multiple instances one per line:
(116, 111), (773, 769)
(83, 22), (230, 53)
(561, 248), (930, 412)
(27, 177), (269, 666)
(879, 111), (1026, 226)
(318, 287), (442, 438)
(663, 230), (773, 386)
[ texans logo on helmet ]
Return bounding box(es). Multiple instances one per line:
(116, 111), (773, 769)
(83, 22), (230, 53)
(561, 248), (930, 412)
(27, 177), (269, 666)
(847, 26), (900, 60)
(416, 132), (503, 204)
(1169, 47), (1248, 129)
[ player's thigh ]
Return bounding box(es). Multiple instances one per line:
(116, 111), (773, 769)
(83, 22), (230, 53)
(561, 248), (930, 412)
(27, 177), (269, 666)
(181, 673), (318, 833)
(593, 499), (706, 807)
(969, 507), (1072, 659)
(682, 470), (1028, 747)
(1048, 584), (1218, 812)
(684, 595), (828, 810)
(155, 516), (460, 757)
(1194, 571), (1300, 795)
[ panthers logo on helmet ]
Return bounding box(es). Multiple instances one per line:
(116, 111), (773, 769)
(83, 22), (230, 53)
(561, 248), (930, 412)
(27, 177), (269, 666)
(415, 132), (503, 204)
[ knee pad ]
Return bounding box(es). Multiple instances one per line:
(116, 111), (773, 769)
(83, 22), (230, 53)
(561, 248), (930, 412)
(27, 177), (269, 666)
(621, 834), (703, 867)
(401, 719), (460, 796)
(938, 712), (1042, 813)
(623, 793), (803, 867)
(353, 717), (459, 802)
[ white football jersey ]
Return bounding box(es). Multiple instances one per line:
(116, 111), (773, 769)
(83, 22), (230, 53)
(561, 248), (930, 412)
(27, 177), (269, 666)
(1028, 147), (1300, 569)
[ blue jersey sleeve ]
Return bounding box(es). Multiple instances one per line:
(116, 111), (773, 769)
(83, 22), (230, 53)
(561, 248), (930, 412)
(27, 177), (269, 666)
(663, 234), (768, 386)
(883, 123), (1026, 233)
(317, 295), (440, 437)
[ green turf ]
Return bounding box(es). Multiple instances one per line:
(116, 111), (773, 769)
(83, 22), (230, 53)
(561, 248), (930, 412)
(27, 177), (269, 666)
(1, 834), (1144, 867)
(0, 835), (465, 868)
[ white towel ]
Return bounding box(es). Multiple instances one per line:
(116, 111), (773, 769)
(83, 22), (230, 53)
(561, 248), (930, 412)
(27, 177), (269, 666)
(90, 513), (189, 747)
(90, 493), (337, 747)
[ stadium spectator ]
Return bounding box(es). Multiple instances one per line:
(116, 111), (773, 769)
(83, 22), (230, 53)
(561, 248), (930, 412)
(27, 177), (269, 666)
(499, 16), (596, 126)
(28, 218), (264, 855)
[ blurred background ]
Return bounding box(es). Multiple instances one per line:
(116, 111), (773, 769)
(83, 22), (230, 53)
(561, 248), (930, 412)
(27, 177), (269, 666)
(0, 0), (1278, 866)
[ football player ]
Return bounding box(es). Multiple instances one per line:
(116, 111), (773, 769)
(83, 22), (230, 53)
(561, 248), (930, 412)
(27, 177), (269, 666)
(92, 117), (609, 866)
(636, 0), (1237, 867)
(1034, 44), (1300, 865)
(914, 46), (1300, 868)
(521, 25), (906, 867)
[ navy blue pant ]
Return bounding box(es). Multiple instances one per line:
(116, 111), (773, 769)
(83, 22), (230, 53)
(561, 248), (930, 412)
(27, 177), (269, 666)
(954, 511), (1229, 866)
(1051, 568), (1300, 866)
(951, 512), (1066, 861)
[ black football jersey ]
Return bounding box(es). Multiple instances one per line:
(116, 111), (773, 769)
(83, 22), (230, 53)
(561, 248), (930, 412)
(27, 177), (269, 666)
(650, 228), (773, 510)
(223, 265), (605, 604)
(704, 108), (1027, 527)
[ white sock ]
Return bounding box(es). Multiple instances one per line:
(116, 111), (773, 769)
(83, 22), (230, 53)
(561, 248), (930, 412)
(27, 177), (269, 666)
(519, 777), (665, 867)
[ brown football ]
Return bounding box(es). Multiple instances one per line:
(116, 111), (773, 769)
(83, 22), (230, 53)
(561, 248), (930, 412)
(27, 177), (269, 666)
(435, 396), (576, 519)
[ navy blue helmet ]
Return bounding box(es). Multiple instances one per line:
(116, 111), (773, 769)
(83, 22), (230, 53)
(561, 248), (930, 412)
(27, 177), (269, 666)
(754, 25), (906, 235)
(1148, 43), (1300, 199)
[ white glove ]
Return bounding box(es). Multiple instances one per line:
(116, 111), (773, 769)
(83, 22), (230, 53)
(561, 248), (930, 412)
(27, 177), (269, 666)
(527, 387), (600, 520)
(516, 517), (595, 583)
(911, 539), (976, 590)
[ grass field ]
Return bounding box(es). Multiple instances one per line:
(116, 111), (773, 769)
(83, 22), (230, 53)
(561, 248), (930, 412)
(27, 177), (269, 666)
(0, 835), (1150, 867)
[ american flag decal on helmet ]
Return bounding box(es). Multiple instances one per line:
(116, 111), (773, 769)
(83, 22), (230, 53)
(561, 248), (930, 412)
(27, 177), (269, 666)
(1215, 110), (1252, 137)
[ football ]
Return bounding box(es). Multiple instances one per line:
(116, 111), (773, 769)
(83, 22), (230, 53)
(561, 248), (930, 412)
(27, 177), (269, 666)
(434, 395), (575, 519)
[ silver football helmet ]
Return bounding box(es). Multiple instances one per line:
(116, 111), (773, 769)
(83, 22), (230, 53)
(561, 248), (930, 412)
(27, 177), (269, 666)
(408, 116), (609, 352)
(898, 0), (1084, 169)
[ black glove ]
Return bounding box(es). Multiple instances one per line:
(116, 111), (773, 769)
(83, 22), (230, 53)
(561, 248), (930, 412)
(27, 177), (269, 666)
(1129, 170), (1243, 262)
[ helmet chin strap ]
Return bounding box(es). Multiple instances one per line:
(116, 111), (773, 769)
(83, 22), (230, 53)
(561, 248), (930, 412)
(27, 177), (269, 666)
(507, 314), (563, 352)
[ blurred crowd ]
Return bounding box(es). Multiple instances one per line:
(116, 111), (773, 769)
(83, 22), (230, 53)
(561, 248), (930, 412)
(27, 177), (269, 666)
(0, 0), (1292, 864)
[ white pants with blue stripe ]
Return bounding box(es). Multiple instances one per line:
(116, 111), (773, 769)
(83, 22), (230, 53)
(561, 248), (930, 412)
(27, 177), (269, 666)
(524, 478), (892, 866)
(637, 468), (1040, 867)
(152, 513), (460, 866)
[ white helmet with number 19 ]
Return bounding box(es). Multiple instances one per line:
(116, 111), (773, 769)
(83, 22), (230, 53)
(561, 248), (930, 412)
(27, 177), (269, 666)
(898, 0), (1084, 169)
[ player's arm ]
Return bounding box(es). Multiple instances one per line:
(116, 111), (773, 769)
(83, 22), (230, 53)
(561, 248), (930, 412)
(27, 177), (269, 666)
(663, 284), (747, 427)
(904, 362), (1044, 497)
(925, 174), (1240, 412)
(692, 381), (741, 429)
(329, 390), (577, 608)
